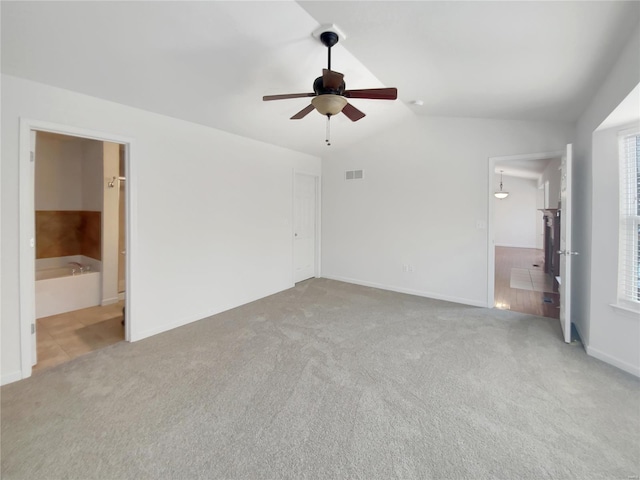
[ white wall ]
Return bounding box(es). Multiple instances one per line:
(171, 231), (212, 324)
(1, 75), (320, 384)
(36, 134), (104, 212)
(539, 158), (561, 209)
(321, 116), (574, 307)
(573, 25), (640, 376)
(81, 139), (103, 212)
(494, 174), (538, 249)
(588, 122), (639, 375)
(35, 135), (84, 210)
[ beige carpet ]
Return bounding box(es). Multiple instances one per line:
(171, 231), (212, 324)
(2, 278), (638, 479)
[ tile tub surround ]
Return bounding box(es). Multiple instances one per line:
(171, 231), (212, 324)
(36, 210), (101, 260)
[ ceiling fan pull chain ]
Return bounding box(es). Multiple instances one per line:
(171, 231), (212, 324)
(326, 115), (331, 146)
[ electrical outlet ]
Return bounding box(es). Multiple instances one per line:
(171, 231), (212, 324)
(408, 265), (415, 272)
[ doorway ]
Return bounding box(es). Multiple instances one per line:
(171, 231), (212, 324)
(293, 172), (320, 283)
(487, 151), (563, 319)
(32, 131), (128, 372)
(18, 119), (134, 379)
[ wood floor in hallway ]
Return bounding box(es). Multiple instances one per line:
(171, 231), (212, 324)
(494, 246), (560, 319)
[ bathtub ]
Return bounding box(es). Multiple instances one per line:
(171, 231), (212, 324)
(35, 257), (102, 319)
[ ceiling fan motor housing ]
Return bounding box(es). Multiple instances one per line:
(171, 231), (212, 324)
(313, 76), (345, 96)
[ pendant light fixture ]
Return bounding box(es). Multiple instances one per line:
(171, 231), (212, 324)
(494, 170), (509, 199)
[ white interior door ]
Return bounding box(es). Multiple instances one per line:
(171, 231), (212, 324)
(558, 144), (576, 343)
(30, 130), (38, 366)
(294, 173), (316, 283)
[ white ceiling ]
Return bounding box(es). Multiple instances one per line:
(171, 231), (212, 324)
(495, 158), (555, 181)
(2, 1), (639, 158)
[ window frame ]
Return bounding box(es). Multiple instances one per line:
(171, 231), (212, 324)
(617, 127), (640, 312)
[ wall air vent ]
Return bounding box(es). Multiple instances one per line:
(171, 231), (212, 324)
(345, 170), (364, 180)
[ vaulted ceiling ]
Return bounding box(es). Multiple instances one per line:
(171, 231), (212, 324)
(2, 1), (638, 157)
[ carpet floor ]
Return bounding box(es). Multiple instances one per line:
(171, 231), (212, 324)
(1, 278), (638, 479)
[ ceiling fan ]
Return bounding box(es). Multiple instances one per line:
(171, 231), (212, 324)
(263, 30), (397, 143)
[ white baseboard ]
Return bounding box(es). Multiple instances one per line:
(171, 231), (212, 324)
(321, 275), (488, 308)
(586, 345), (640, 377)
(1, 370), (23, 386)
(495, 243), (539, 249)
(132, 283), (294, 342)
(101, 297), (119, 306)
(117, 292), (126, 301)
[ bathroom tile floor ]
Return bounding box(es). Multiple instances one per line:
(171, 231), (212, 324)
(34, 301), (125, 373)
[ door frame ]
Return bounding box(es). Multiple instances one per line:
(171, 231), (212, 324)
(292, 170), (321, 283)
(486, 150), (564, 308)
(18, 118), (137, 380)
(558, 144), (574, 343)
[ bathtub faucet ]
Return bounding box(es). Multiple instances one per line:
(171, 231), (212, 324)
(68, 262), (85, 274)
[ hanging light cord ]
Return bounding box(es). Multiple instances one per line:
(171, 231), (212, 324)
(325, 115), (331, 146)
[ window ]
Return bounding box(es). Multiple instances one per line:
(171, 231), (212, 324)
(618, 129), (640, 307)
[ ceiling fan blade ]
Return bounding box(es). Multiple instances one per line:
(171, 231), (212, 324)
(322, 69), (344, 90)
(263, 93), (315, 101)
(344, 87), (398, 100)
(342, 103), (366, 122)
(290, 104), (315, 120)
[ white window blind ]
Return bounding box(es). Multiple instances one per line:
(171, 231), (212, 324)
(618, 130), (640, 305)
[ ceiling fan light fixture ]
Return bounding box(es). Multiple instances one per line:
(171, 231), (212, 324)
(312, 94), (347, 116)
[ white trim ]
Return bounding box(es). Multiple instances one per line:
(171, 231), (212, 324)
(315, 175), (322, 279)
(495, 243), (539, 249)
(617, 126), (640, 137)
(487, 150), (564, 308)
(137, 308), (226, 341)
(490, 150), (565, 164)
(18, 119), (137, 380)
(609, 303), (640, 317)
(18, 122), (35, 377)
(322, 274), (489, 308)
(617, 129), (640, 305)
(586, 345), (640, 377)
(293, 170), (322, 282)
(135, 284), (289, 340)
(1, 371), (24, 386)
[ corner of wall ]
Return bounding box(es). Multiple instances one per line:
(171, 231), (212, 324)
(573, 22), (640, 374)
